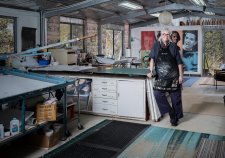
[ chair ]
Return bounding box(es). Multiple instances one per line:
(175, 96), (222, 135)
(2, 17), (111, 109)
(131, 58), (142, 68)
(214, 69), (225, 89)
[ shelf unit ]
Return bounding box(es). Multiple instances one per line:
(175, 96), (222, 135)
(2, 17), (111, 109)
(0, 68), (74, 146)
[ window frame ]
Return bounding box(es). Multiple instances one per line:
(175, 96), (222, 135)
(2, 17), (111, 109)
(103, 28), (124, 59)
(59, 17), (84, 50)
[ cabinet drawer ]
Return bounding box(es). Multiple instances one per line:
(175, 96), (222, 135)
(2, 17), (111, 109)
(93, 98), (117, 106)
(93, 104), (117, 115)
(92, 79), (116, 86)
(93, 91), (117, 99)
(92, 85), (116, 92)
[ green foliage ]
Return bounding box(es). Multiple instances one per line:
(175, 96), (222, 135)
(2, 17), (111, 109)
(204, 30), (223, 74)
(0, 18), (14, 54)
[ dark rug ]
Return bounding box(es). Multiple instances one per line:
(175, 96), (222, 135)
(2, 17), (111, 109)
(43, 120), (149, 158)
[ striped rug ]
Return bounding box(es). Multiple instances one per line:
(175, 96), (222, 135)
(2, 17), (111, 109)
(183, 77), (200, 87)
(118, 126), (225, 158)
(195, 138), (225, 158)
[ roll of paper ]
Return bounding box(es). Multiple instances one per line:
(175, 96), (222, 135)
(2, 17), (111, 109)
(125, 49), (131, 57)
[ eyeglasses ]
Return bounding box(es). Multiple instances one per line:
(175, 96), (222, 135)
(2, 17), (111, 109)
(162, 33), (170, 36)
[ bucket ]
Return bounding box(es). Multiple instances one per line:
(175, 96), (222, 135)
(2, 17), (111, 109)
(38, 59), (49, 66)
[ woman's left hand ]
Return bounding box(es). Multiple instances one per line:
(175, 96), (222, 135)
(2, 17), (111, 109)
(179, 76), (183, 84)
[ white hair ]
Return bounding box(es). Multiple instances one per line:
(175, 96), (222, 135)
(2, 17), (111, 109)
(158, 28), (172, 43)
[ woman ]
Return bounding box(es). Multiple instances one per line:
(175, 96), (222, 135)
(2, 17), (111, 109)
(147, 29), (183, 126)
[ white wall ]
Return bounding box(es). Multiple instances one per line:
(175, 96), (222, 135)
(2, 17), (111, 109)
(0, 7), (40, 53)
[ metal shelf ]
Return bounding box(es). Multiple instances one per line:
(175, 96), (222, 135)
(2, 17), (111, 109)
(0, 67), (74, 146)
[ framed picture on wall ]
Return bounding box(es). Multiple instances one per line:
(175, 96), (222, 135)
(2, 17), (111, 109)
(131, 26), (202, 75)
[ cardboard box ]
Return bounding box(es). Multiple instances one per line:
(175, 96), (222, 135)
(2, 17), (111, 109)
(36, 103), (57, 123)
(25, 125), (63, 148)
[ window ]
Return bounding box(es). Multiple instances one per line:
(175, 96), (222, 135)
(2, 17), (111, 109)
(114, 30), (123, 60)
(60, 17), (84, 49)
(0, 16), (15, 54)
(102, 29), (123, 60)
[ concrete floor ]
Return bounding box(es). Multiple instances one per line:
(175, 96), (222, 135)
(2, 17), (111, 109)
(1, 77), (225, 158)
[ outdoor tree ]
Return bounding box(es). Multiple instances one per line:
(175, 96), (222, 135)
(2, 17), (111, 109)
(0, 18), (14, 54)
(204, 30), (223, 75)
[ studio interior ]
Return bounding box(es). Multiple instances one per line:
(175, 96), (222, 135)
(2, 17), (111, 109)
(0, 0), (225, 158)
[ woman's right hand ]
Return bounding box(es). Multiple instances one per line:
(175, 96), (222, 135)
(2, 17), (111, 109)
(147, 72), (153, 78)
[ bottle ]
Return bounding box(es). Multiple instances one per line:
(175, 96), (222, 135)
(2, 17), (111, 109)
(10, 118), (20, 136)
(0, 124), (4, 139)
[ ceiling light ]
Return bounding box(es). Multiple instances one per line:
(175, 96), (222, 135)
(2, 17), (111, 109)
(190, 0), (206, 6)
(158, 11), (173, 25)
(118, 1), (143, 10)
(204, 11), (215, 15)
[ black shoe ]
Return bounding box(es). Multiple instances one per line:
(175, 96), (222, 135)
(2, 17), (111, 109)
(170, 118), (178, 126)
(169, 110), (178, 126)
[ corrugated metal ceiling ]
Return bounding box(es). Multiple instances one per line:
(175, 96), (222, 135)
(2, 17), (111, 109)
(0, 0), (224, 25)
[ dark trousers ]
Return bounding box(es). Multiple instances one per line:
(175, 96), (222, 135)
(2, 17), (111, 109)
(154, 89), (183, 119)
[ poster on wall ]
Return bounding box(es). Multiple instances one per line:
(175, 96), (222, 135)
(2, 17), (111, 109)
(141, 31), (155, 50)
(171, 30), (199, 72)
(181, 30), (198, 72)
(140, 31), (160, 68)
(132, 26), (202, 74)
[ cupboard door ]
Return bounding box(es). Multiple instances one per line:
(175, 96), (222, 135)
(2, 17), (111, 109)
(117, 80), (145, 118)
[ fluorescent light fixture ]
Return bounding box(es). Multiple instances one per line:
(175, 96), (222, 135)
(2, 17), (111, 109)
(190, 0), (215, 16)
(190, 0), (206, 6)
(118, 1), (143, 10)
(204, 11), (215, 15)
(150, 13), (160, 17)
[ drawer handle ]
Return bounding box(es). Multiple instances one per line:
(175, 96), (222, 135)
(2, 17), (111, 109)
(102, 101), (108, 103)
(102, 88), (107, 90)
(102, 108), (108, 110)
(102, 82), (107, 84)
(102, 94), (107, 96)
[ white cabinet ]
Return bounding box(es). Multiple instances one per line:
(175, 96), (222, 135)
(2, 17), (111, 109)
(92, 77), (146, 120)
(117, 79), (145, 118)
(92, 78), (118, 115)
